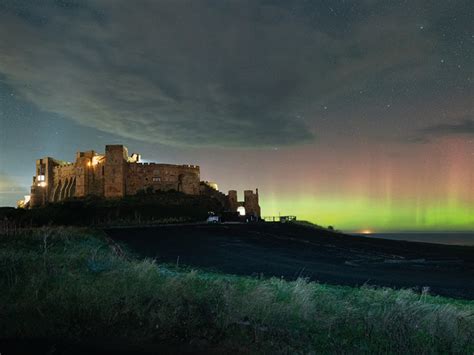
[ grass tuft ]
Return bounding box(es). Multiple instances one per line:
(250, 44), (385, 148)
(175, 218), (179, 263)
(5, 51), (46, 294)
(1, 227), (473, 353)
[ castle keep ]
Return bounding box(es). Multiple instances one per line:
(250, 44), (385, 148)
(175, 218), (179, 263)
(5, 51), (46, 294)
(23, 145), (261, 217)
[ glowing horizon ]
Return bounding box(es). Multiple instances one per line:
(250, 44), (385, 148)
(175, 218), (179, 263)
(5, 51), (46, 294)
(0, 1), (472, 233)
(261, 195), (474, 232)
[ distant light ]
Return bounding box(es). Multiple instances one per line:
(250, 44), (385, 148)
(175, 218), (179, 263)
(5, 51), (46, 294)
(206, 182), (219, 191)
(92, 156), (101, 166)
(361, 229), (372, 235)
(237, 206), (246, 216)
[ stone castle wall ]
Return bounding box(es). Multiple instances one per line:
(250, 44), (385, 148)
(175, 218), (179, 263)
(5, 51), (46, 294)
(29, 145), (201, 207)
(104, 145), (128, 198)
(51, 163), (76, 202)
(126, 163), (200, 195)
(26, 144), (261, 217)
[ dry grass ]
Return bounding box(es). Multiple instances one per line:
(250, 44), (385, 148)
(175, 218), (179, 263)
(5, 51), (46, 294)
(1, 227), (473, 353)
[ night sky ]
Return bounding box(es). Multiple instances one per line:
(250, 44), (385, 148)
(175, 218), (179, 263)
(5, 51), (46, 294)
(0, 0), (473, 231)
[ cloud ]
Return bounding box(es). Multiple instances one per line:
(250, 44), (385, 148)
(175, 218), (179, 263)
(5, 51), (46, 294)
(410, 118), (474, 143)
(0, 172), (28, 193)
(0, 172), (29, 207)
(0, 0), (463, 147)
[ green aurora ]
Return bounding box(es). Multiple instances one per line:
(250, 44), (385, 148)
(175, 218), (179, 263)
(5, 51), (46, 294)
(262, 196), (474, 232)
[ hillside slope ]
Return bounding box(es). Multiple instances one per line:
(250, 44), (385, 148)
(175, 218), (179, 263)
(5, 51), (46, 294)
(106, 223), (474, 298)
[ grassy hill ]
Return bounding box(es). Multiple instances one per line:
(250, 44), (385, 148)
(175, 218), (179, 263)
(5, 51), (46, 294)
(0, 192), (224, 227)
(1, 227), (473, 354)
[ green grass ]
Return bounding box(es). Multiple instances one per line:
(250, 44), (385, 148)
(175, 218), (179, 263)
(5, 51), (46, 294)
(1, 227), (473, 353)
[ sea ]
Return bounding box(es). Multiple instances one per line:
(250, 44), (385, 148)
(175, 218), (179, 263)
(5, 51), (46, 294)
(354, 232), (474, 246)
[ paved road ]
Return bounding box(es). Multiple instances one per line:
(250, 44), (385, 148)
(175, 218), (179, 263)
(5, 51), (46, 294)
(106, 223), (474, 299)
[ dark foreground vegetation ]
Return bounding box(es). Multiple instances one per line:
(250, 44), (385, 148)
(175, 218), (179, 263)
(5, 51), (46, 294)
(0, 192), (223, 227)
(1, 228), (473, 354)
(108, 222), (474, 299)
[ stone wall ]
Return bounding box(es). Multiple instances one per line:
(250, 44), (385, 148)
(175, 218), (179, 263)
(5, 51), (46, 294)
(104, 145), (127, 198)
(30, 145), (202, 206)
(26, 145), (260, 216)
(51, 164), (76, 202)
(30, 157), (58, 207)
(244, 189), (261, 216)
(225, 189), (261, 217)
(228, 190), (238, 211)
(75, 151), (105, 198)
(126, 163), (200, 195)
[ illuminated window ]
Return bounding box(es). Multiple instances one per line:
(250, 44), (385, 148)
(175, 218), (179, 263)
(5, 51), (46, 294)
(237, 206), (246, 216)
(37, 175), (45, 182)
(152, 177), (161, 182)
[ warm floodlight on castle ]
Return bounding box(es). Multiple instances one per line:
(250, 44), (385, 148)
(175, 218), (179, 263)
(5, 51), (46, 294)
(19, 145), (261, 219)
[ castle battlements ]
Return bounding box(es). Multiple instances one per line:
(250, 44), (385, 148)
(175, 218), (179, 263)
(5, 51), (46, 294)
(21, 144), (261, 218)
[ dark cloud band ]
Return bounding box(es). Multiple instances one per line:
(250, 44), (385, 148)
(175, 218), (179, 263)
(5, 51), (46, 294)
(410, 119), (474, 143)
(0, 0), (471, 147)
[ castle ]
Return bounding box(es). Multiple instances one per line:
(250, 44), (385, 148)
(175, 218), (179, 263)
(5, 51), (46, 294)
(20, 145), (261, 217)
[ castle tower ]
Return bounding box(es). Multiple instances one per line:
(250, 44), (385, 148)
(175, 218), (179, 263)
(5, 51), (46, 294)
(29, 157), (57, 207)
(75, 150), (97, 197)
(227, 190), (238, 211)
(104, 145), (128, 198)
(244, 189), (261, 217)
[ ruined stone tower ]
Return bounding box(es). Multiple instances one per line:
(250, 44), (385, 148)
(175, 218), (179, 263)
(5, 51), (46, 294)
(225, 189), (261, 217)
(244, 189), (261, 217)
(227, 190), (238, 211)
